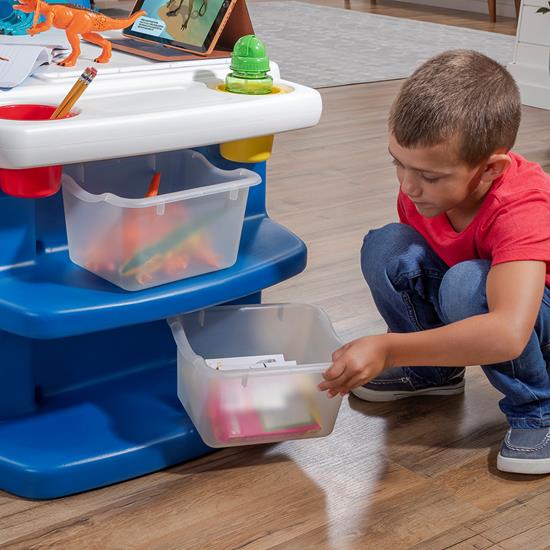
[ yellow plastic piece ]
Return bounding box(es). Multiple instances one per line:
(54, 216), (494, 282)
(213, 83), (296, 95)
(215, 84), (287, 94)
(214, 82), (292, 162)
(220, 135), (274, 163)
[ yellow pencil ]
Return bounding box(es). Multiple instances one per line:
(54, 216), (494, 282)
(51, 79), (83, 119)
(51, 67), (96, 119)
(50, 66), (98, 120)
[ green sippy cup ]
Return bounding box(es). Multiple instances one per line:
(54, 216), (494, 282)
(225, 35), (273, 95)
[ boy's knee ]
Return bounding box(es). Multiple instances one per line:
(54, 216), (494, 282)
(361, 223), (424, 264)
(361, 223), (438, 288)
(362, 223), (418, 250)
(361, 223), (421, 280)
(439, 260), (491, 323)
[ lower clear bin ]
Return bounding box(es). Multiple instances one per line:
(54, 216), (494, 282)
(168, 304), (343, 448)
(62, 150), (261, 291)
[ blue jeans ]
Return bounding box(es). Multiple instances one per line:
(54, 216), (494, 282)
(361, 223), (550, 429)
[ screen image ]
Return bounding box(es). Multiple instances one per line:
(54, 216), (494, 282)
(130, 0), (226, 48)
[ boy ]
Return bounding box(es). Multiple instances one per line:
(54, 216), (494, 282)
(319, 50), (550, 475)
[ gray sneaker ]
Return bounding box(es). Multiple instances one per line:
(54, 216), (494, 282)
(350, 366), (465, 402)
(497, 427), (550, 474)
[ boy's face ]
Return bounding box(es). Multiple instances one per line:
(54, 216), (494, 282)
(388, 134), (488, 218)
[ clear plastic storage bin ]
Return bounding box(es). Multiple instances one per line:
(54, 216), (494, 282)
(168, 303), (343, 448)
(62, 150), (261, 291)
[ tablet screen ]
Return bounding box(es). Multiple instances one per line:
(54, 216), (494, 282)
(125, 0), (231, 53)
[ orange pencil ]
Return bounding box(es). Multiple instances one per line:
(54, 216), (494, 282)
(146, 172), (161, 197)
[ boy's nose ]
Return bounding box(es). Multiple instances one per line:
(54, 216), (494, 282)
(400, 174), (422, 199)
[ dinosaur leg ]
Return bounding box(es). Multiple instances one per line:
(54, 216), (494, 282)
(181, 0), (193, 30)
(58, 30), (81, 67)
(82, 32), (112, 63)
(167, 0), (185, 17)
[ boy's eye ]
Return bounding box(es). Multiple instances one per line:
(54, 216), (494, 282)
(421, 174), (440, 183)
(391, 159), (403, 168)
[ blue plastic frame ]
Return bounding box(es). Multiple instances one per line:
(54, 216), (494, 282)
(0, 0), (91, 36)
(0, 145), (307, 499)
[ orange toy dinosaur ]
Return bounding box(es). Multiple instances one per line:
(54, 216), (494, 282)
(13, 0), (146, 66)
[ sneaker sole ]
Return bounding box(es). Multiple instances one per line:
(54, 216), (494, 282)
(350, 379), (465, 402)
(497, 453), (550, 475)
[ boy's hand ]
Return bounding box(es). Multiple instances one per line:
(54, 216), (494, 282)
(318, 335), (392, 398)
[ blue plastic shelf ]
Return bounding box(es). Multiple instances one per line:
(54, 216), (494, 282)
(0, 215), (306, 339)
(0, 348), (208, 499)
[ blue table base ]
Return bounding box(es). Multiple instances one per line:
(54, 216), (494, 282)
(0, 147), (306, 499)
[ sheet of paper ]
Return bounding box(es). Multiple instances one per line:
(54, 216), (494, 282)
(205, 354), (297, 371)
(0, 44), (67, 88)
(251, 381), (320, 432)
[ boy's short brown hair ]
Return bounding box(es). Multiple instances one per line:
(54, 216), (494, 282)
(389, 49), (521, 166)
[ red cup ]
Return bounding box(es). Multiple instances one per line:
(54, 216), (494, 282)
(0, 104), (76, 199)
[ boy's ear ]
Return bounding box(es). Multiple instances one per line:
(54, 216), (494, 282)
(480, 150), (512, 183)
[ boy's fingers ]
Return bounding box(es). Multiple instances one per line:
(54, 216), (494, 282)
(322, 358), (346, 381)
(319, 366), (353, 392)
(332, 343), (350, 362)
(319, 374), (348, 392)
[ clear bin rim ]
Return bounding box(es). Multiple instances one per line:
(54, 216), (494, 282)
(167, 303), (343, 376)
(61, 149), (261, 209)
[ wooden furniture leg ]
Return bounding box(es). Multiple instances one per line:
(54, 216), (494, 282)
(488, 0), (496, 22)
(514, 0), (521, 18)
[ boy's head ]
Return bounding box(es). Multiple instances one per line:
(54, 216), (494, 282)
(388, 50), (521, 218)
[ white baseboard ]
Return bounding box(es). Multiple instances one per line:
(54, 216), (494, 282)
(393, 0), (518, 19)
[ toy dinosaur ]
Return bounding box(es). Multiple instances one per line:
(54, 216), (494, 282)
(13, 0), (146, 66)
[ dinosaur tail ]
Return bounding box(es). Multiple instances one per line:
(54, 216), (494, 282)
(102, 10), (147, 31)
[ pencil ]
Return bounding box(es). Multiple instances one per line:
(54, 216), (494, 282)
(146, 172), (161, 197)
(56, 67), (97, 116)
(51, 76), (84, 119)
(0, 56), (8, 61)
(50, 66), (97, 120)
(51, 66), (97, 119)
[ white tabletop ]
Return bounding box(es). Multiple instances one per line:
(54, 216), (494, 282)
(0, 30), (322, 168)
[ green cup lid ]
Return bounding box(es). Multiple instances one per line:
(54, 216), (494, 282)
(230, 35), (270, 74)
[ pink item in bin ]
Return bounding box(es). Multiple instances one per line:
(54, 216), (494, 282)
(208, 377), (322, 444)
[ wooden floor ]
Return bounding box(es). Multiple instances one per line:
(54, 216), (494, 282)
(5, 3), (550, 550)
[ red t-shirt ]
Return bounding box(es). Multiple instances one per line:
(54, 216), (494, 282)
(397, 152), (550, 286)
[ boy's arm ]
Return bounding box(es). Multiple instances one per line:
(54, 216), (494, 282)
(319, 260), (547, 396)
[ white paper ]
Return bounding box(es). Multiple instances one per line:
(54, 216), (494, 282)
(205, 354), (297, 371)
(251, 381), (319, 431)
(0, 44), (67, 88)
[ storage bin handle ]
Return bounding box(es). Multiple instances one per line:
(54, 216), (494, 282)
(167, 317), (204, 368)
